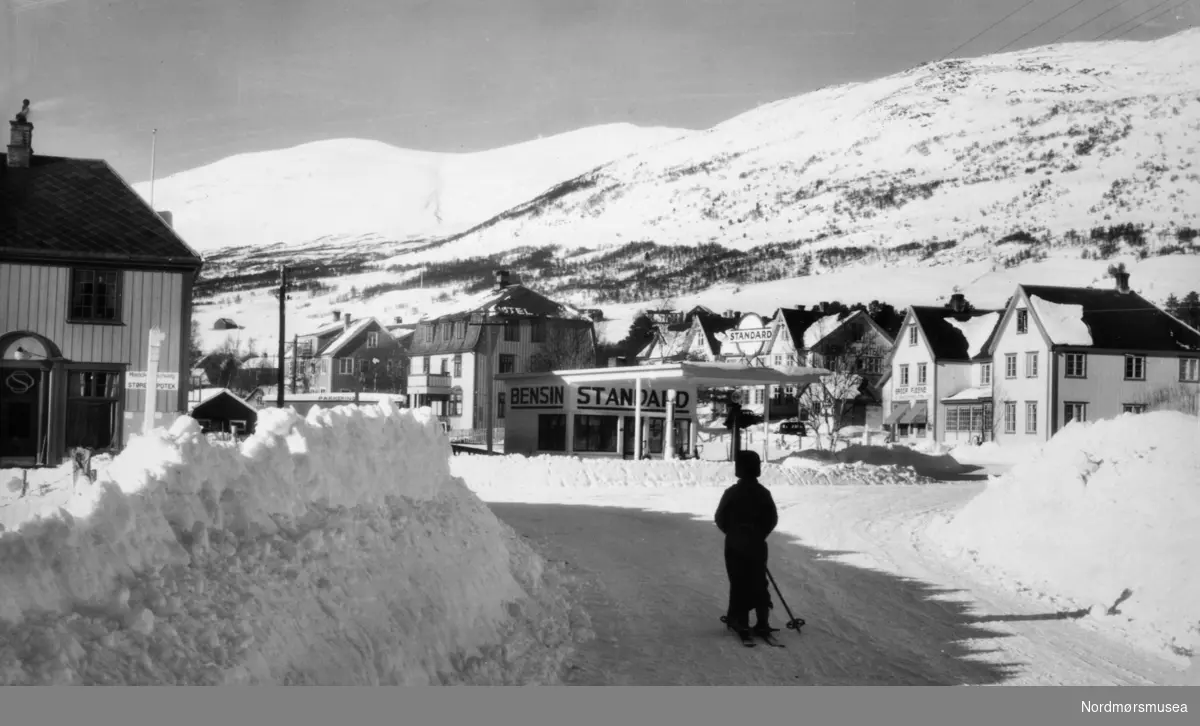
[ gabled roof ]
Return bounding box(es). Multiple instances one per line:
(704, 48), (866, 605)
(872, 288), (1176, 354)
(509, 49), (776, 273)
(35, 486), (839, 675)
(422, 284), (589, 322)
(1010, 284), (1200, 352)
(909, 307), (1005, 361)
(1, 153), (203, 270)
(696, 314), (739, 356)
(318, 317), (392, 357)
(777, 307), (857, 350)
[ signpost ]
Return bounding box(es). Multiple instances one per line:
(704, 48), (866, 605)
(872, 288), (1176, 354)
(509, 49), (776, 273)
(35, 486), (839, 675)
(143, 326), (167, 434)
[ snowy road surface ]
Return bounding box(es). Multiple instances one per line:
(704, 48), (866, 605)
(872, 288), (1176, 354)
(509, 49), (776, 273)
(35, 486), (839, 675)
(482, 484), (1185, 686)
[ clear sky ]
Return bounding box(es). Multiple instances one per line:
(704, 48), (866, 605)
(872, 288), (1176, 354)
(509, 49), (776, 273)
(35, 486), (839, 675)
(2, 0), (1195, 182)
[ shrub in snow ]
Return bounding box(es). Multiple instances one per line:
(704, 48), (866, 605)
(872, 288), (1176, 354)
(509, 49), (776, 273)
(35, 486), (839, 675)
(930, 411), (1200, 662)
(0, 401), (589, 685)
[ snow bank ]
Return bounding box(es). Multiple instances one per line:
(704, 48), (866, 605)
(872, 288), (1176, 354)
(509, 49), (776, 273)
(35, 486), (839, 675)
(929, 411), (1200, 661)
(1028, 295), (1093, 346)
(452, 452), (936, 492)
(0, 403), (589, 685)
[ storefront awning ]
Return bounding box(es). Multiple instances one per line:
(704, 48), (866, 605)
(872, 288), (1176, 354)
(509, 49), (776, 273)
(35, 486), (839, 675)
(884, 402), (909, 426)
(904, 401), (929, 426)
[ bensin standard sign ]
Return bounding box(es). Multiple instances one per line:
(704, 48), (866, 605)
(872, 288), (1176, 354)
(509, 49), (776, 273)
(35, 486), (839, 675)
(508, 384), (690, 412)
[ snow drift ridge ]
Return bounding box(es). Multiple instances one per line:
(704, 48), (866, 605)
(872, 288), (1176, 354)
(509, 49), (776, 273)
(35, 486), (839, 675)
(0, 402), (589, 685)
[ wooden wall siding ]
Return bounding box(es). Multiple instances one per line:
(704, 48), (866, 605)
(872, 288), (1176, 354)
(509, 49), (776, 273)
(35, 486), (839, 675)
(1, 263), (185, 413)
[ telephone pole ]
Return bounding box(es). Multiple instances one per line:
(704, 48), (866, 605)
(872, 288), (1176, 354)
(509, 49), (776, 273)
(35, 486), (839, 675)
(277, 265), (287, 408)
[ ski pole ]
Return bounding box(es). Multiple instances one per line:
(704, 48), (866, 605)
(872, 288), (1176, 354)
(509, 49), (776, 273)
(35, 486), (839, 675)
(766, 567), (805, 631)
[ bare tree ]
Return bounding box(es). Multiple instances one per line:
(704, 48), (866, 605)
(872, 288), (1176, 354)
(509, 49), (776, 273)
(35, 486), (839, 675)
(529, 324), (597, 372)
(796, 355), (864, 451)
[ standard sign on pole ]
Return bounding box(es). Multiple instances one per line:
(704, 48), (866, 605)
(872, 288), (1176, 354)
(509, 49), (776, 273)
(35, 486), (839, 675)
(126, 371), (179, 390)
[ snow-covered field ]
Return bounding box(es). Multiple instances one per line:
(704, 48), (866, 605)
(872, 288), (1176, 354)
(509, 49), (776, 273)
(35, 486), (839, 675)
(0, 403), (590, 685)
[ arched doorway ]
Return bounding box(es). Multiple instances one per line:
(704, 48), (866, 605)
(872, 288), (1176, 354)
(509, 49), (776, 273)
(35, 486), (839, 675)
(0, 332), (64, 466)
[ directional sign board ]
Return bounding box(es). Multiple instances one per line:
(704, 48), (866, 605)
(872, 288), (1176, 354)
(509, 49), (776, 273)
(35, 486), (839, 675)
(126, 371), (179, 391)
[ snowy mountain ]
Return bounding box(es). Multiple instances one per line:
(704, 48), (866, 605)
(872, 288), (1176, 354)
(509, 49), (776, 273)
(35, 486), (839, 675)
(185, 30), (1200, 356)
(133, 123), (692, 254)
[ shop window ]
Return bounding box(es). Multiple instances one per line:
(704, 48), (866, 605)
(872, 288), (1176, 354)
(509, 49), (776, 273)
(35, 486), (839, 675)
(573, 415), (618, 452)
(537, 414), (567, 451)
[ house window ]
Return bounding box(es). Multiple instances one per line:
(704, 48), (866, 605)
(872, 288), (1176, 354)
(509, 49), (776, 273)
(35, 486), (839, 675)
(946, 407), (959, 432)
(786, 355), (796, 366)
(1180, 358), (1199, 382)
(499, 354), (516, 374)
(1065, 353), (1087, 378)
(1124, 355), (1145, 381)
(453, 354), (462, 378)
(917, 363), (927, 385)
(1064, 402), (1086, 425)
(339, 358), (354, 374)
(981, 363), (992, 386)
(385, 359), (394, 373)
(441, 323), (453, 340)
(450, 388), (463, 417)
(1122, 403), (1147, 414)
(1025, 351), (1038, 378)
(774, 355), (782, 366)
(367, 332), (379, 348)
(68, 269), (122, 323)
(1005, 353), (1017, 379)
(65, 369), (122, 450)
(537, 414), (567, 451)
(908, 326), (917, 346)
(497, 392), (506, 419)
(1024, 401), (1037, 434)
(1016, 309), (1028, 334)
(1004, 401), (1016, 433)
(899, 365), (910, 386)
(573, 414), (619, 453)
(421, 356), (429, 374)
(504, 319), (520, 342)
(530, 319), (547, 343)
(440, 357), (449, 375)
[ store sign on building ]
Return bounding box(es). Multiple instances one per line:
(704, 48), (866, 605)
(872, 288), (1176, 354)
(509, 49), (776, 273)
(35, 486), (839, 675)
(892, 385), (928, 400)
(576, 385), (691, 413)
(725, 314), (774, 358)
(509, 385), (567, 409)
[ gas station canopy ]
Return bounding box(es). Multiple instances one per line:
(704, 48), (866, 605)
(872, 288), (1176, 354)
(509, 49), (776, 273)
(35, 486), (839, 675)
(527, 361), (834, 388)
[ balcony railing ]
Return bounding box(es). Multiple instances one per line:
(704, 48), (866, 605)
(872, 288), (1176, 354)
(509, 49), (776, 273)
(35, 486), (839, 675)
(407, 373), (453, 392)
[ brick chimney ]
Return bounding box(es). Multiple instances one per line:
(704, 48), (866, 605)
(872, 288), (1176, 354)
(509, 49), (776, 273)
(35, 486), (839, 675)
(343, 313), (352, 329)
(948, 293), (968, 313)
(493, 270), (511, 291)
(332, 310), (342, 322)
(7, 99), (33, 169)
(1113, 270), (1131, 293)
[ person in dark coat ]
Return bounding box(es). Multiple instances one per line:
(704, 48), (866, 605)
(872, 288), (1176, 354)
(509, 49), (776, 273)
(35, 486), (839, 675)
(714, 450), (779, 637)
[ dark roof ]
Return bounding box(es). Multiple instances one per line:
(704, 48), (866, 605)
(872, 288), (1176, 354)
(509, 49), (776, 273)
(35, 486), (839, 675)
(911, 307), (1004, 361)
(1019, 285), (1200, 352)
(407, 284), (590, 356)
(778, 307), (853, 349)
(1, 153), (202, 270)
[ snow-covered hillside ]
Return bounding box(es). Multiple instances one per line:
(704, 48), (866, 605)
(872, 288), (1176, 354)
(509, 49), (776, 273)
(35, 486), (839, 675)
(183, 30), (1200, 356)
(134, 123), (691, 254)
(406, 29), (1200, 264)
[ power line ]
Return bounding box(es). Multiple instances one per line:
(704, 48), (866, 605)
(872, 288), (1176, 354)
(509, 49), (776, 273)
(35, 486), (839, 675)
(936, 0), (1041, 62)
(1095, 0), (1177, 38)
(995, 0), (1094, 54)
(1108, 0), (1195, 39)
(1048, 0), (1142, 42)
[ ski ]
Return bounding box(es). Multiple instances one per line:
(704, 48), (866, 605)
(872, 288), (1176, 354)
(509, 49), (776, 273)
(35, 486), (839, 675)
(721, 616), (757, 647)
(757, 631), (786, 648)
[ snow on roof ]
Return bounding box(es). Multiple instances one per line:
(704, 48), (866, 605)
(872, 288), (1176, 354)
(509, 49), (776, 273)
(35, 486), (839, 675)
(190, 387), (244, 407)
(942, 386), (991, 402)
(802, 314), (844, 349)
(945, 312), (1000, 359)
(319, 317), (382, 357)
(1028, 294), (1094, 346)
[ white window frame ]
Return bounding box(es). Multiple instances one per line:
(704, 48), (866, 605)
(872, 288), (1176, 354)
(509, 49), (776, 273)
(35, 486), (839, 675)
(980, 363), (992, 386)
(917, 363), (927, 385)
(1065, 352), (1087, 378)
(899, 364), (910, 386)
(339, 358), (354, 375)
(1122, 403), (1147, 414)
(1025, 351), (1038, 378)
(367, 331), (379, 348)
(1004, 401), (1016, 434)
(908, 326), (918, 346)
(1124, 354), (1146, 381)
(1180, 357), (1199, 382)
(1016, 309), (1028, 334)
(1024, 401), (1037, 434)
(1064, 401), (1086, 425)
(1005, 353), (1017, 379)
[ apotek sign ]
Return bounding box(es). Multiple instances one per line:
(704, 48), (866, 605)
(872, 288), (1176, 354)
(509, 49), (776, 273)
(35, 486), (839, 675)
(126, 371), (179, 391)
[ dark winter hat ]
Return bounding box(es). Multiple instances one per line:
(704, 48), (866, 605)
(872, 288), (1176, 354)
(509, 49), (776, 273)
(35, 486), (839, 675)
(734, 450), (761, 479)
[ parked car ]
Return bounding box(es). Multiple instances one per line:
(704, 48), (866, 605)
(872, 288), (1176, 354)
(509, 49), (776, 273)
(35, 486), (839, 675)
(778, 420), (806, 437)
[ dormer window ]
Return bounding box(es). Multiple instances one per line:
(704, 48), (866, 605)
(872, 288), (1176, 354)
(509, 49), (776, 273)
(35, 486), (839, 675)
(1016, 309), (1028, 334)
